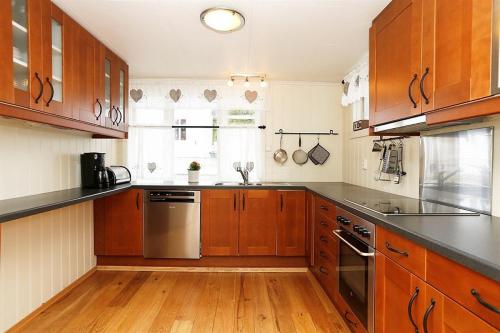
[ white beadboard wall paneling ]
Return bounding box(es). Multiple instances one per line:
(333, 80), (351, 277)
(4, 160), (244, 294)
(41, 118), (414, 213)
(0, 117), (125, 200)
(265, 82), (346, 182)
(0, 202), (96, 332)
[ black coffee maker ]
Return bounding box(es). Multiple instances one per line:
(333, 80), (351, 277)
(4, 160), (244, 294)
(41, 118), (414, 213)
(81, 152), (110, 188)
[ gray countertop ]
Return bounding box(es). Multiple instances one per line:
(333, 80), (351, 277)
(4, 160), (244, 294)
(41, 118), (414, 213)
(0, 181), (498, 282)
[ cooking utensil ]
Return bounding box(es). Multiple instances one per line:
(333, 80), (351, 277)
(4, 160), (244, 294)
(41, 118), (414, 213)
(307, 136), (330, 165)
(273, 134), (288, 164)
(372, 141), (383, 152)
(382, 143), (398, 174)
(292, 134), (308, 165)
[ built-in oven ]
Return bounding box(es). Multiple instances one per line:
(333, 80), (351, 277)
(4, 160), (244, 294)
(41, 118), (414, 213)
(333, 208), (375, 333)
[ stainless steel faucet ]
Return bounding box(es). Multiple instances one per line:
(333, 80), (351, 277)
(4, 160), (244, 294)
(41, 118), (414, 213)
(233, 162), (254, 185)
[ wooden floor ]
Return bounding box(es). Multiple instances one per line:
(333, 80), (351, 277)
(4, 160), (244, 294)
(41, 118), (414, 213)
(13, 271), (350, 333)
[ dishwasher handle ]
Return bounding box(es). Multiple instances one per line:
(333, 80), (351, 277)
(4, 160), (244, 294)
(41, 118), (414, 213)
(147, 190), (200, 203)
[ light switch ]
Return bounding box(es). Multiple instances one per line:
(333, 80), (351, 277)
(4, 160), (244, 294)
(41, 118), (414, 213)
(362, 158), (368, 170)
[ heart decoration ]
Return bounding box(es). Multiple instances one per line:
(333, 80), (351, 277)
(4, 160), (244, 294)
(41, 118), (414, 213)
(169, 89), (182, 103)
(245, 90), (258, 103)
(204, 89), (217, 103)
(130, 89), (143, 103)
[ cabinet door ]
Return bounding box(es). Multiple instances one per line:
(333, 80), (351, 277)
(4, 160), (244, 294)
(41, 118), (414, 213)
(421, 0), (492, 111)
(370, 0), (423, 125)
(423, 285), (497, 333)
(376, 252), (427, 333)
(239, 190), (277, 255)
(73, 24), (96, 123)
(201, 190), (239, 256)
(115, 59), (128, 131)
(94, 190), (143, 256)
(2, 0), (44, 109)
(93, 41), (106, 126)
(40, 1), (64, 115)
(305, 192), (315, 266)
(277, 190), (305, 256)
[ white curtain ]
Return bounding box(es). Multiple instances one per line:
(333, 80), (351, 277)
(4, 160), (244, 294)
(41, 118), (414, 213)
(341, 59), (369, 107)
(128, 79), (267, 182)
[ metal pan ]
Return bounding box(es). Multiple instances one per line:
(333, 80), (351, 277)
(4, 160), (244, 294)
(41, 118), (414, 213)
(273, 133), (288, 164)
(292, 134), (308, 165)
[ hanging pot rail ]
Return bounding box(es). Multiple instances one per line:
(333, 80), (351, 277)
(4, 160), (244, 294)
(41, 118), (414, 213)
(274, 129), (338, 135)
(373, 135), (409, 143)
(130, 124), (266, 129)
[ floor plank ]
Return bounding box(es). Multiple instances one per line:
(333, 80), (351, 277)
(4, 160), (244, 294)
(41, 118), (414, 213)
(11, 271), (350, 333)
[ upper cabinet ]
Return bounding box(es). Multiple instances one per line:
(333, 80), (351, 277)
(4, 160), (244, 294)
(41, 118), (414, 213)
(370, 0), (423, 126)
(0, 0), (129, 138)
(370, 0), (494, 127)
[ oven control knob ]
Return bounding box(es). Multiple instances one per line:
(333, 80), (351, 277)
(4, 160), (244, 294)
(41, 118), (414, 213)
(336, 216), (342, 222)
(342, 218), (351, 225)
(362, 230), (371, 238)
(353, 225), (361, 232)
(357, 227), (366, 234)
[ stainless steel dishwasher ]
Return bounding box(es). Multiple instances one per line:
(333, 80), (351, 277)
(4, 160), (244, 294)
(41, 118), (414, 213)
(144, 190), (201, 259)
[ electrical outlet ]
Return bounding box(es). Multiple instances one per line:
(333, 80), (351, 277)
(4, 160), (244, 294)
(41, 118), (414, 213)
(362, 158), (368, 170)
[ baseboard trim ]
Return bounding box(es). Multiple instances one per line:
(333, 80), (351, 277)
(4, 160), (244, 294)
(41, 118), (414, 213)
(96, 265), (309, 273)
(7, 266), (97, 333)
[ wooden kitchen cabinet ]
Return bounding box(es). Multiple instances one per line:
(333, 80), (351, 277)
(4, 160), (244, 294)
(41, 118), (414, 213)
(239, 190), (277, 255)
(370, 0), (494, 127)
(201, 190), (239, 256)
(369, 0), (423, 126)
(375, 252), (427, 333)
(305, 191), (315, 266)
(276, 190), (306, 256)
(94, 189), (143, 256)
(423, 285), (497, 333)
(0, 0), (128, 138)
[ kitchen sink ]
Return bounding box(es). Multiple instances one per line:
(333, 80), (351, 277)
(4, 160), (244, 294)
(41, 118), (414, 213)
(214, 182), (291, 186)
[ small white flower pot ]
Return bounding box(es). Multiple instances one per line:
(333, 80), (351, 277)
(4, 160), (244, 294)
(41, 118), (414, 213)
(188, 170), (200, 183)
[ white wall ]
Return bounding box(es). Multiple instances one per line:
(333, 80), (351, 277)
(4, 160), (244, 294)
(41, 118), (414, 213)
(265, 82), (345, 182)
(0, 117), (124, 331)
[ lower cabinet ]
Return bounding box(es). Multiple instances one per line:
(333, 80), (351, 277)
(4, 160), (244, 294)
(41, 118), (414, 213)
(200, 189), (305, 257)
(94, 189), (143, 256)
(239, 190), (277, 255)
(376, 250), (498, 333)
(201, 190), (239, 256)
(277, 190), (306, 256)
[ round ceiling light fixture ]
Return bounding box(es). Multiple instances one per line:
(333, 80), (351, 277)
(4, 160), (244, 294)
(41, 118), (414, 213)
(200, 7), (245, 33)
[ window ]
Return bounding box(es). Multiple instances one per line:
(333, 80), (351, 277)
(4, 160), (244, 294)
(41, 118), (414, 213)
(128, 107), (264, 182)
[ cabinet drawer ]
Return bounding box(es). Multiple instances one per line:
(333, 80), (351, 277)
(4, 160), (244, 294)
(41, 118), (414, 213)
(315, 211), (336, 233)
(376, 227), (426, 279)
(315, 249), (337, 301)
(315, 196), (336, 219)
(427, 251), (500, 329)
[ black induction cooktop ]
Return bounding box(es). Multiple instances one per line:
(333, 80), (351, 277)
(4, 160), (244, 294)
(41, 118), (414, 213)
(344, 198), (480, 216)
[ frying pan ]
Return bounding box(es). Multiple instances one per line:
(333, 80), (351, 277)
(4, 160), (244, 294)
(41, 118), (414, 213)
(273, 133), (288, 164)
(292, 134), (308, 165)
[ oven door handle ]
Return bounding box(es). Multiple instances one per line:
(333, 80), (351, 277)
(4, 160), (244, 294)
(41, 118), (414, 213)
(332, 230), (374, 257)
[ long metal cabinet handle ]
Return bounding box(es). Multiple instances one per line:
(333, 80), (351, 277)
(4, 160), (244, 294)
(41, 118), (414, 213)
(280, 193), (284, 212)
(423, 299), (435, 333)
(408, 287), (420, 333)
(471, 289), (500, 314)
(46, 77), (54, 106)
(116, 107), (123, 125)
(420, 67), (430, 104)
(242, 193), (245, 211)
(332, 230), (374, 257)
(34, 73), (44, 104)
(233, 193), (236, 211)
(385, 241), (409, 257)
(408, 74), (418, 108)
(136, 192), (140, 210)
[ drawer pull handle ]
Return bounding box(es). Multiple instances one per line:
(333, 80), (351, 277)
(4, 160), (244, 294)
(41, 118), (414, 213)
(320, 221), (328, 227)
(344, 311), (357, 327)
(407, 287), (419, 333)
(471, 289), (500, 314)
(319, 251), (328, 258)
(319, 266), (328, 275)
(320, 236), (328, 243)
(423, 299), (435, 333)
(385, 241), (409, 257)
(320, 205), (328, 211)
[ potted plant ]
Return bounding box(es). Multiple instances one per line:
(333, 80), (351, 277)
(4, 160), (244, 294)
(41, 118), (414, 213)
(188, 161), (201, 183)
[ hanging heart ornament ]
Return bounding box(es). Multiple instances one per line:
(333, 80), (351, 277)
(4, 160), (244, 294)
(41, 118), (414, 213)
(204, 89), (217, 102)
(169, 89), (182, 102)
(245, 90), (258, 103)
(130, 89), (143, 103)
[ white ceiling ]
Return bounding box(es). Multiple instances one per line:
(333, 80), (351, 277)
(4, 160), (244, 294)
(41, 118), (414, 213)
(53, 0), (389, 82)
